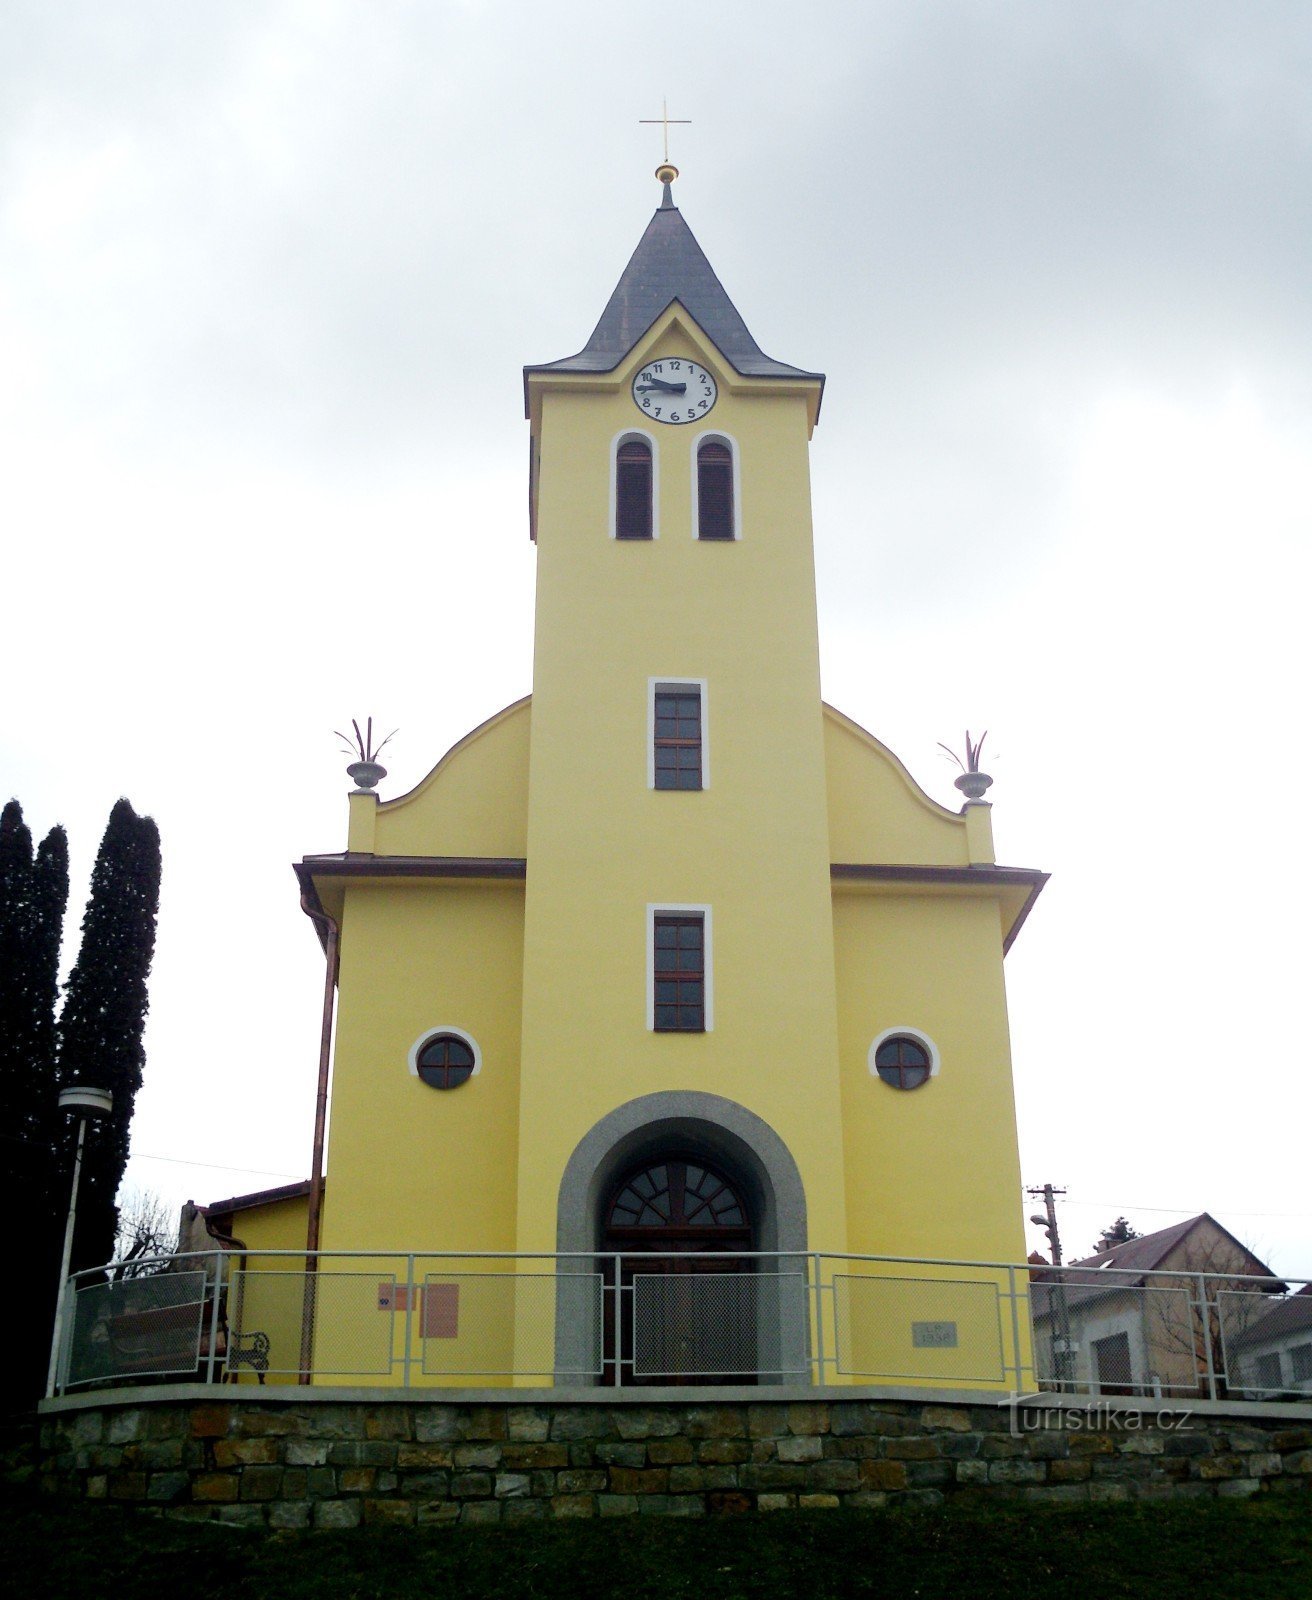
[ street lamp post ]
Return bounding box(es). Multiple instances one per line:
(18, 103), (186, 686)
(46, 1084), (113, 1398)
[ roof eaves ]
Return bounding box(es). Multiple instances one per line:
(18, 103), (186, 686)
(202, 1179), (312, 1217)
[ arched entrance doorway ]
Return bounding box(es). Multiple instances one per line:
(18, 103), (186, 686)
(601, 1154), (756, 1385)
(555, 1093), (811, 1386)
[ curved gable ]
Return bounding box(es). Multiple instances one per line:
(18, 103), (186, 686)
(372, 697), (531, 859)
(823, 704), (969, 866)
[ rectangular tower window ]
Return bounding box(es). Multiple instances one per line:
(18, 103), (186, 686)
(653, 685), (703, 790)
(652, 913), (705, 1032)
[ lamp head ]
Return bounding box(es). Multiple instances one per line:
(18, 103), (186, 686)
(58, 1085), (113, 1117)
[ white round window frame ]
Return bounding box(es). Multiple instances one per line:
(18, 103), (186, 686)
(868, 1026), (940, 1090)
(408, 1026), (483, 1086)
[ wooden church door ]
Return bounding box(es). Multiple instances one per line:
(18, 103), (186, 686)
(600, 1157), (756, 1386)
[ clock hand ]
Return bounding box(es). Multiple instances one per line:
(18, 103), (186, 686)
(637, 379), (688, 394)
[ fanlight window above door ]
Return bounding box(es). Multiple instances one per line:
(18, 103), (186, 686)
(606, 1160), (747, 1231)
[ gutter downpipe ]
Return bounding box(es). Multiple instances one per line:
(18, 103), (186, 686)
(299, 894), (340, 1384)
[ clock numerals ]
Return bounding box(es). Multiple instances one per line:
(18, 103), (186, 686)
(632, 357), (717, 424)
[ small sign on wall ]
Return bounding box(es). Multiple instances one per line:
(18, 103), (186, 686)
(912, 1320), (959, 1349)
(376, 1281), (460, 1338)
(423, 1284), (459, 1340)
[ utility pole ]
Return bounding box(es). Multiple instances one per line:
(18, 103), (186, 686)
(1027, 1183), (1074, 1388)
(1027, 1183), (1065, 1265)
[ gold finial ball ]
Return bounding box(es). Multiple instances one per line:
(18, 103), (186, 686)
(655, 163), (679, 185)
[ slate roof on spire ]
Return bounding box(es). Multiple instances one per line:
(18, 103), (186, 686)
(524, 190), (823, 396)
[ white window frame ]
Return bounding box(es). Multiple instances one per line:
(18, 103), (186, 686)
(690, 429), (741, 541)
(610, 427), (660, 540)
(867, 1026), (941, 1086)
(408, 1025), (483, 1080)
(647, 677), (709, 790)
(647, 903), (713, 1032)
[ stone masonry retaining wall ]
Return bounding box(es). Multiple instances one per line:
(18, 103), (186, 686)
(38, 1388), (1312, 1530)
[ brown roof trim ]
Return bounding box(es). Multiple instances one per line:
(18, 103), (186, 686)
(293, 856), (528, 958)
(831, 863), (1045, 888)
(829, 863), (1049, 955)
(299, 854), (527, 881)
(202, 1180), (311, 1217)
(1000, 878), (1046, 956)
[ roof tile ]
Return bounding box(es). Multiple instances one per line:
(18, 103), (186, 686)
(525, 192), (822, 387)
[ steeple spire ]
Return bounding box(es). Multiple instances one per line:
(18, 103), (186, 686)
(524, 189), (823, 393)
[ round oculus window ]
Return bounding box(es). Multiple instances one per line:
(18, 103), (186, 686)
(416, 1033), (476, 1090)
(873, 1034), (932, 1090)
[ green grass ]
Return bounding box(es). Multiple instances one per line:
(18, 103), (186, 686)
(3, 1494), (1310, 1600)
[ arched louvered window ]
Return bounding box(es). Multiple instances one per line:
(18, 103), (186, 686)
(697, 439), (734, 541)
(615, 438), (653, 540)
(606, 1158), (750, 1234)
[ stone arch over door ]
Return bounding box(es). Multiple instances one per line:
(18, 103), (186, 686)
(554, 1092), (810, 1384)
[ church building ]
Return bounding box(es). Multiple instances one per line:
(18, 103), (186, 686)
(206, 166), (1047, 1387)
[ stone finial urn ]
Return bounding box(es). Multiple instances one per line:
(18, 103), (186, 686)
(347, 760), (387, 793)
(954, 770), (993, 802)
(939, 730), (991, 804)
(337, 718), (396, 795)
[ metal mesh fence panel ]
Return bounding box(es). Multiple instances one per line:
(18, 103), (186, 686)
(418, 1269), (602, 1377)
(833, 1271), (1005, 1383)
(631, 1270), (807, 1380)
(1217, 1287), (1305, 1398)
(228, 1270), (395, 1378)
(1030, 1277), (1202, 1396)
(66, 1270), (209, 1387)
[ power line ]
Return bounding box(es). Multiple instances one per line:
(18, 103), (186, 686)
(0, 1129), (304, 1185)
(1055, 1196), (1311, 1221)
(126, 1152), (305, 1181)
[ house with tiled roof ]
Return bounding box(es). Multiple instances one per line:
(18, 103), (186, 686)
(1229, 1284), (1312, 1397)
(1031, 1213), (1283, 1397)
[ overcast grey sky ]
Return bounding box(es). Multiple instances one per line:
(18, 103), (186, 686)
(3, 1), (1309, 1272)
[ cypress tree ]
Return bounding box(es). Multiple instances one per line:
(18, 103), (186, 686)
(0, 800), (38, 1139)
(56, 799), (162, 1273)
(0, 800), (69, 1403)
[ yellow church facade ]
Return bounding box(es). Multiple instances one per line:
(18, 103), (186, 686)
(227, 172), (1046, 1389)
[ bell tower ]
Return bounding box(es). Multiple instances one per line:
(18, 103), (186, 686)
(515, 170), (849, 1259)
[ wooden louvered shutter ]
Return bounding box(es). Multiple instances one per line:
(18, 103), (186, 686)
(697, 441), (734, 540)
(616, 439), (653, 539)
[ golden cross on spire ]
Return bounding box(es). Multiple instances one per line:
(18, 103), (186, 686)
(639, 98), (691, 165)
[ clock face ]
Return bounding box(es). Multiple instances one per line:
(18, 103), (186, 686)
(631, 357), (718, 425)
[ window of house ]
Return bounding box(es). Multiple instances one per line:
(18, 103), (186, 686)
(1291, 1343), (1312, 1384)
(652, 682), (704, 790)
(651, 911), (707, 1032)
(1092, 1331), (1134, 1392)
(869, 1029), (938, 1090)
(615, 437), (653, 539)
(696, 439), (735, 540)
(1254, 1351), (1285, 1391)
(409, 1028), (480, 1089)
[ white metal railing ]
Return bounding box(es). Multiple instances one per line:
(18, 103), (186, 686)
(47, 1249), (1312, 1404)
